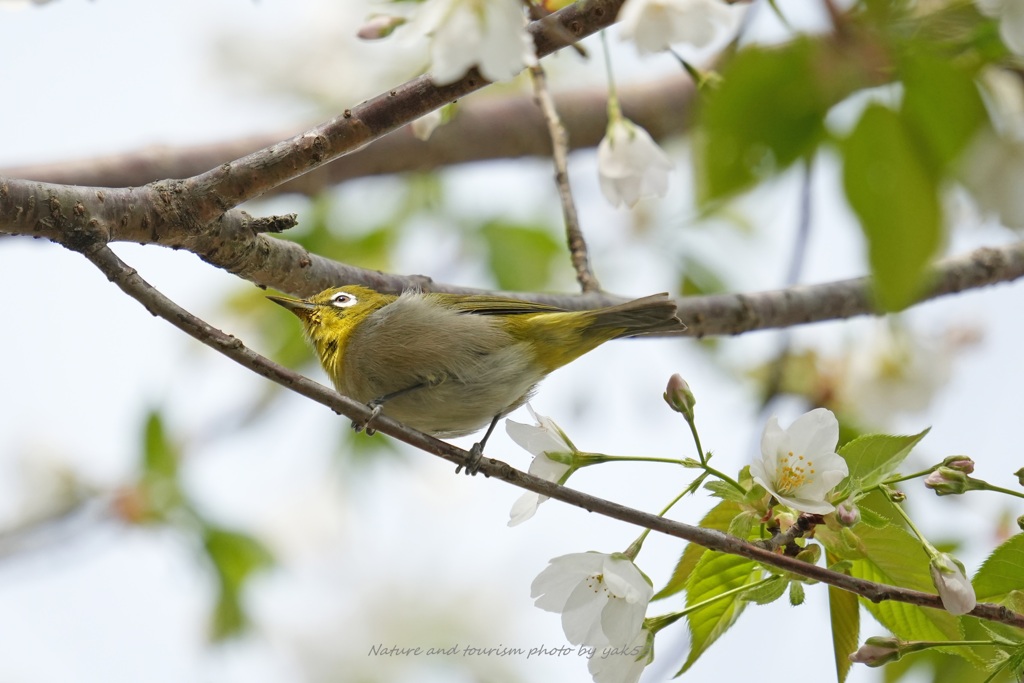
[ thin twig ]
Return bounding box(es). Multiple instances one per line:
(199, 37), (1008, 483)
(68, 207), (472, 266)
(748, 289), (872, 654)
(67, 239), (1024, 631)
(529, 63), (600, 293)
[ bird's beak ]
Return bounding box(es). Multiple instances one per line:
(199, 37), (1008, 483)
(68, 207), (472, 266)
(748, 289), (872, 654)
(267, 294), (316, 317)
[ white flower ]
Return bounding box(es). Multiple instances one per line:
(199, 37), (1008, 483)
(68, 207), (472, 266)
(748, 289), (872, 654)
(412, 0), (537, 85)
(751, 408), (848, 514)
(837, 323), (955, 427)
(618, 0), (736, 54)
(588, 628), (654, 683)
(929, 553), (977, 616)
(411, 110), (444, 141)
(531, 552), (653, 647)
(977, 0), (1024, 55)
(960, 128), (1024, 230)
(505, 406), (576, 526)
(597, 118), (673, 208)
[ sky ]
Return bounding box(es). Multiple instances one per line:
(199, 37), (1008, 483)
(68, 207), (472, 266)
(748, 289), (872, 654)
(1, 2), (1023, 683)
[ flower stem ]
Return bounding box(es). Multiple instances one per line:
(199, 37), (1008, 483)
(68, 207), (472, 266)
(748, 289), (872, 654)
(600, 30), (622, 123)
(882, 485), (939, 559)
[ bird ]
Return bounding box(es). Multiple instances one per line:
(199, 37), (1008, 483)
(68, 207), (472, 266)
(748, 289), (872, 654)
(268, 285), (685, 474)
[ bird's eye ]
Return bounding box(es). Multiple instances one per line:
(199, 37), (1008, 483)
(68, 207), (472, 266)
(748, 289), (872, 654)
(329, 292), (357, 308)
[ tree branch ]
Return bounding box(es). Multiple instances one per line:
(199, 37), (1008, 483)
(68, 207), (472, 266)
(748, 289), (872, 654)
(67, 237), (1024, 631)
(530, 63), (601, 293)
(0, 75), (695, 195)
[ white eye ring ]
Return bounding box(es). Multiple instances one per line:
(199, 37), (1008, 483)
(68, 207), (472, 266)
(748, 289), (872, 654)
(329, 291), (357, 308)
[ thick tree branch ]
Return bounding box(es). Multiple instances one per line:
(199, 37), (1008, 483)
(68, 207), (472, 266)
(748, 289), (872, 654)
(69, 238), (1024, 631)
(0, 75), (695, 195)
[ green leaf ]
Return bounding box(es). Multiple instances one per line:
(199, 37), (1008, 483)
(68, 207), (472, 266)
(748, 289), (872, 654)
(841, 104), (942, 311)
(697, 38), (834, 201)
(679, 551), (763, 673)
(203, 526), (274, 640)
(740, 575), (788, 605)
(789, 581), (806, 606)
(828, 518), (969, 655)
(899, 50), (985, 170)
(973, 533), (1024, 603)
(838, 429), (930, 493)
(480, 221), (561, 291)
(655, 501), (742, 600)
(705, 479), (747, 503)
(829, 579), (860, 683)
(142, 410), (177, 482)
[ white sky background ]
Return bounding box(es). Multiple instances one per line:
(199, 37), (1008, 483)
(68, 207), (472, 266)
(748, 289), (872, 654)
(1, 1), (1022, 683)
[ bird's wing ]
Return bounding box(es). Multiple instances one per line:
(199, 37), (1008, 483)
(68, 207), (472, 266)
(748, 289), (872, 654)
(433, 294), (568, 316)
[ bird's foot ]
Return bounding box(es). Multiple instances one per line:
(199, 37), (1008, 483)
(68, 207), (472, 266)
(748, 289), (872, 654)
(351, 402), (383, 436)
(456, 441), (485, 476)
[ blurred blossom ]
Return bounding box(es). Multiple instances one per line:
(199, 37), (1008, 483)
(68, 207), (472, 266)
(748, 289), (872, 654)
(977, 0), (1024, 55)
(597, 118), (672, 208)
(505, 406), (577, 526)
(751, 408), (848, 514)
(532, 552), (652, 647)
(617, 0), (737, 54)
(409, 0), (536, 85)
(411, 110), (444, 141)
(960, 67), (1024, 229)
(837, 324), (954, 428)
(928, 553), (977, 615)
(357, 14), (407, 40)
(588, 628), (654, 683)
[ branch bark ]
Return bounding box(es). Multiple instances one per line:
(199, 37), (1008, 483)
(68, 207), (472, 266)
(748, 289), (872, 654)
(71, 238), (1024, 632)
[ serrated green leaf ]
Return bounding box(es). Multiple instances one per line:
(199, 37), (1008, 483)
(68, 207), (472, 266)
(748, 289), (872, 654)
(697, 38), (834, 200)
(679, 551), (763, 673)
(480, 221), (561, 291)
(900, 50), (985, 170)
(838, 429), (930, 493)
(655, 500), (743, 600)
(838, 518), (975, 662)
(829, 579), (860, 683)
(740, 575), (788, 605)
(841, 104), (942, 311)
(973, 533), (1024, 603)
(705, 479), (747, 503)
(727, 510), (758, 539)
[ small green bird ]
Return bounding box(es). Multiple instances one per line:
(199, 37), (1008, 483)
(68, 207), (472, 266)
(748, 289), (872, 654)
(269, 285), (685, 473)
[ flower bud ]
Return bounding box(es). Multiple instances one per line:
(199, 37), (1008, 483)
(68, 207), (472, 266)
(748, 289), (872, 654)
(1017, 514), (1024, 532)
(924, 467), (970, 496)
(941, 456), (975, 474)
(929, 553), (977, 615)
(835, 502), (861, 527)
(356, 14), (406, 40)
(664, 373), (696, 420)
(849, 636), (903, 667)
(1014, 467), (1024, 487)
(886, 488), (906, 503)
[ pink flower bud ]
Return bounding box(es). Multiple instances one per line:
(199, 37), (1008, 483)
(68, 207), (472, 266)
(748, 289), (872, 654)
(941, 456), (975, 474)
(836, 501), (861, 527)
(663, 373), (696, 419)
(849, 636), (903, 667)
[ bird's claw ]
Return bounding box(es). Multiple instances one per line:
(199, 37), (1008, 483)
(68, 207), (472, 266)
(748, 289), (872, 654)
(456, 441), (485, 476)
(352, 403), (383, 436)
